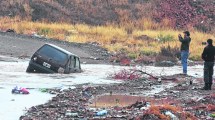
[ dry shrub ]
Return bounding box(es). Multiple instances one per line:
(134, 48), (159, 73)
(109, 68), (141, 80)
(207, 104), (215, 111)
(135, 55), (155, 65)
(159, 104), (182, 113)
(141, 104), (197, 120)
(155, 45), (180, 63)
(143, 105), (169, 120)
(180, 112), (198, 120)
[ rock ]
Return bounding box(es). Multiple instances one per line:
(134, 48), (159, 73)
(158, 78), (162, 83)
(96, 110), (108, 116)
(165, 111), (179, 120)
(6, 29), (15, 33)
(192, 86), (197, 90)
(65, 112), (78, 117)
(155, 61), (175, 67)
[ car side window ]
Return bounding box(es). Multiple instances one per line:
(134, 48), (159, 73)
(70, 56), (75, 68)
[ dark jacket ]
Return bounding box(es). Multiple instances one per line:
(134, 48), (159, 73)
(202, 45), (215, 62)
(179, 36), (191, 51)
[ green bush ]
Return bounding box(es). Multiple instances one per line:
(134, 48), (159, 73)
(38, 28), (52, 36)
(140, 50), (157, 56)
(189, 55), (201, 61)
(157, 34), (174, 43)
(128, 53), (137, 59)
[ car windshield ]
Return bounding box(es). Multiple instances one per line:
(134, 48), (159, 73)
(38, 45), (68, 65)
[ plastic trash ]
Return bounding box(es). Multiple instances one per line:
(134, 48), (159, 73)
(65, 112), (78, 117)
(210, 113), (215, 118)
(82, 91), (92, 97)
(165, 111), (179, 120)
(21, 88), (29, 94)
(11, 86), (29, 94)
(158, 78), (162, 83)
(39, 88), (48, 93)
(96, 110), (108, 116)
(11, 86), (20, 94)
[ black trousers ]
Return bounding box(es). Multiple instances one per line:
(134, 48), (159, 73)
(204, 62), (214, 84)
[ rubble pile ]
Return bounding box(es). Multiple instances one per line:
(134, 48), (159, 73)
(20, 75), (215, 120)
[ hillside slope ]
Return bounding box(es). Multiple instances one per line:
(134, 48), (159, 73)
(0, 0), (214, 31)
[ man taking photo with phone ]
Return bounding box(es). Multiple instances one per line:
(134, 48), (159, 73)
(201, 39), (215, 90)
(178, 31), (191, 75)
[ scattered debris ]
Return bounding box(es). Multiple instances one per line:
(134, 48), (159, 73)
(39, 88), (48, 93)
(19, 73), (215, 119)
(96, 110), (108, 116)
(11, 86), (29, 94)
(165, 111), (179, 120)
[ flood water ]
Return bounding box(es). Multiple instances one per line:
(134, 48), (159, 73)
(0, 56), (213, 120)
(0, 88), (54, 120)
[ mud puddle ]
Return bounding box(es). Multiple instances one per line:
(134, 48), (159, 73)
(89, 94), (145, 108)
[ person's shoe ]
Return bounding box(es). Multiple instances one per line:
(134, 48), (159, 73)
(201, 86), (206, 90)
(201, 83), (209, 90)
(205, 84), (211, 90)
(208, 83), (212, 90)
(181, 72), (187, 76)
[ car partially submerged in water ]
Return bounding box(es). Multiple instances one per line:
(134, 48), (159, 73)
(26, 43), (81, 74)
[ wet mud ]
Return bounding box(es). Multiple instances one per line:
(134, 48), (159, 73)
(20, 74), (215, 120)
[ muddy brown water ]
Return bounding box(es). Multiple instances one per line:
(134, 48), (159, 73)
(89, 94), (145, 108)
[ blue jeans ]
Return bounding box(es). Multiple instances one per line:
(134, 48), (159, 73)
(181, 51), (189, 74)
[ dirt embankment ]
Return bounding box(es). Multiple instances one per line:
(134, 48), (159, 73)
(0, 0), (214, 31)
(0, 32), (110, 64)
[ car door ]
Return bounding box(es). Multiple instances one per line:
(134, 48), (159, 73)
(68, 56), (76, 73)
(74, 57), (81, 71)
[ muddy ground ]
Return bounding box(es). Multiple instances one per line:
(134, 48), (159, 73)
(20, 74), (215, 120)
(0, 32), (110, 64)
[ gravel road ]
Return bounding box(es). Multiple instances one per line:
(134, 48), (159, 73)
(0, 32), (110, 64)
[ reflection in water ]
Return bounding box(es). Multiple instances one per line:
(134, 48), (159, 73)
(90, 94), (145, 108)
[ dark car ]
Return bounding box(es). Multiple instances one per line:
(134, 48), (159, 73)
(26, 43), (81, 74)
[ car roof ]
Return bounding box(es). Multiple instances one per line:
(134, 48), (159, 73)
(44, 43), (79, 58)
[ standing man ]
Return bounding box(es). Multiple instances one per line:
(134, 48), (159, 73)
(201, 39), (215, 90)
(178, 31), (191, 74)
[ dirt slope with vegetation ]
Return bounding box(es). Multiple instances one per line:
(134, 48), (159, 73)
(0, 0), (214, 31)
